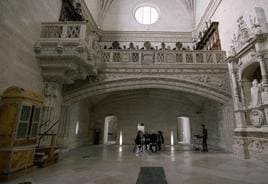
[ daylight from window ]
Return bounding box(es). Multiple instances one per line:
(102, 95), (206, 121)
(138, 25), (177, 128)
(135, 6), (159, 25)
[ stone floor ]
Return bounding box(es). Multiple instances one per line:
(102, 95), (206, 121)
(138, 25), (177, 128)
(4, 145), (268, 184)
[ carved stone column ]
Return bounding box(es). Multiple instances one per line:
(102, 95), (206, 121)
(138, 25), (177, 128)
(259, 54), (268, 125)
(40, 82), (63, 146)
(259, 54), (268, 90)
(228, 60), (241, 109)
(227, 58), (247, 128)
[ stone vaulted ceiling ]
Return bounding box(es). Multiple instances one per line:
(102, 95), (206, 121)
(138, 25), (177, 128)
(84, 0), (198, 31)
(97, 0), (196, 23)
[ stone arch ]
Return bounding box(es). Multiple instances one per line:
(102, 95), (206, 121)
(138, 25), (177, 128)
(240, 61), (261, 81)
(239, 61), (262, 107)
(63, 77), (231, 105)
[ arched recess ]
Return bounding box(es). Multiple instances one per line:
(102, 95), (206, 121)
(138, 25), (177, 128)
(240, 61), (261, 107)
(63, 77), (231, 105)
(103, 115), (118, 144)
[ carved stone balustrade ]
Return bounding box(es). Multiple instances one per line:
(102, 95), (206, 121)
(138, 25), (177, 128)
(102, 49), (226, 65)
(34, 21), (98, 84)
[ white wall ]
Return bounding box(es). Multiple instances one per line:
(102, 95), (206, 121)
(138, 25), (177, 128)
(0, 0), (62, 94)
(211, 0), (268, 52)
(200, 100), (234, 151)
(85, 90), (233, 151)
(84, 0), (99, 26)
(68, 101), (90, 149)
(195, 0), (211, 26)
(101, 0), (194, 32)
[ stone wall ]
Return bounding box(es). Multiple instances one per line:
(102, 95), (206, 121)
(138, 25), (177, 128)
(67, 101), (91, 149)
(200, 100), (234, 151)
(72, 90), (234, 151)
(195, 0), (210, 26)
(0, 0), (61, 94)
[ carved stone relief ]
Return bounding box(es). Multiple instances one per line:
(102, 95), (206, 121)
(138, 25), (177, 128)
(250, 109), (264, 128)
(230, 15), (259, 54)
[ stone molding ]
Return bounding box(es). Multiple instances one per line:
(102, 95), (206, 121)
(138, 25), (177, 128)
(99, 31), (193, 43)
(63, 76), (231, 105)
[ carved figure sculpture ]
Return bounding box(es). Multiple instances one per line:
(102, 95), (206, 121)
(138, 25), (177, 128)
(173, 42), (183, 50)
(237, 16), (251, 44)
(110, 41), (121, 49)
(249, 79), (262, 107)
(159, 42), (166, 50)
(142, 41), (154, 50)
(128, 42), (135, 50)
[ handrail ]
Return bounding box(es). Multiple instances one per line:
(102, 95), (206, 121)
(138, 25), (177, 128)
(39, 133), (57, 136)
(39, 119), (50, 128)
(38, 120), (60, 147)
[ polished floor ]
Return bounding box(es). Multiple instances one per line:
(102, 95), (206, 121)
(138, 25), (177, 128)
(4, 145), (268, 184)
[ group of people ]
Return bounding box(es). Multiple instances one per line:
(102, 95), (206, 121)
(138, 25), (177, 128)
(134, 131), (164, 154)
(133, 125), (208, 154)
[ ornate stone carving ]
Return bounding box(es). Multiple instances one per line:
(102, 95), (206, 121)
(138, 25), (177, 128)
(142, 52), (154, 65)
(249, 15), (262, 35)
(230, 16), (255, 53)
(250, 109), (264, 128)
(43, 82), (61, 108)
(248, 138), (264, 152)
(249, 79), (263, 108)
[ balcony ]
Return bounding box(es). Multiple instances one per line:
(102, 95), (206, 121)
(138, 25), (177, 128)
(34, 22), (98, 84)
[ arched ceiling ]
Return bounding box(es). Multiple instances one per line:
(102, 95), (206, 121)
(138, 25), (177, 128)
(84, 0), (199, 32)
(84, 88), (212, 111)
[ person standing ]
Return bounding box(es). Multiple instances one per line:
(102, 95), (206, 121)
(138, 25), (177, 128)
(150, 132), (158, 153)
(134, 131), (143, 153)
(202, 124), (208, 152)
(157, 131), (164, 151)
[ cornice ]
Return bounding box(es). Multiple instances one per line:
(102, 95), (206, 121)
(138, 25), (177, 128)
(99, 30), (193, 43)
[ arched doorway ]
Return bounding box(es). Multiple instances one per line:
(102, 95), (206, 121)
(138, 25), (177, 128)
(177, 117), (191, 144)
(103, 115), (118, 144)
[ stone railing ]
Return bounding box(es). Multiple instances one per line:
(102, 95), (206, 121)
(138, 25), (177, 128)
(34, 21), (99, 84)
(40, 21), (87, 40)
(102, 50), (226, 64)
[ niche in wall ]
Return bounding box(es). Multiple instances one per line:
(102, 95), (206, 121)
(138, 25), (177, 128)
(241, 62), (261, 107)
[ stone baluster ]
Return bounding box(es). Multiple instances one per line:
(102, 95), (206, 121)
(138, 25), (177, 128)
(212, 53), (217, 63)
(61, 24), (68, 38)
(109, 52), (113, 62)
(203, 52), (207, 63)
(192, 52), (197, 63)
(79, 24), (87, 39)
(182, 52), (186, 63)
(139, 52), (142, 64)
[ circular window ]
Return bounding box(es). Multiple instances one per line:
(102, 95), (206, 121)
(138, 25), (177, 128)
(134, 6), (159, 25)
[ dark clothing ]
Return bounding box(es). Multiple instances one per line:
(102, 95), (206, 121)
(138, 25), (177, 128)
(150, 133), (158, 153)
(134, 132), (144, 153)
(202, 128), (208, 152)
(144, 134), (151, 150)
(135, 134), (142, 145)
(157, 133), (164, 151)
